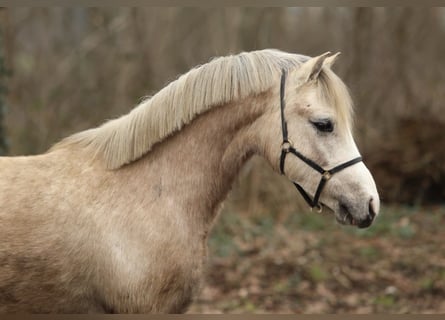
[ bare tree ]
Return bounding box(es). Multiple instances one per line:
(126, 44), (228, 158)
(0, 25), (8, 155)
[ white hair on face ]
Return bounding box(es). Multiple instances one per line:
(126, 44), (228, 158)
(51, 49), (352, 169)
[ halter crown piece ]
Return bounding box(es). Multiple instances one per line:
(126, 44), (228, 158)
(278, 69), (363, 212)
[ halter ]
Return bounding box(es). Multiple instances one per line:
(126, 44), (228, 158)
(279, 69), (363, 212)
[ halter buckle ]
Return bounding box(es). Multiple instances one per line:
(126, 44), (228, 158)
(322, 171), (332, 180)
(281, 139), (293, 152)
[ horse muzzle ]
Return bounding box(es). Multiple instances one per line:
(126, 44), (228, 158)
(336, 197), (378, 229)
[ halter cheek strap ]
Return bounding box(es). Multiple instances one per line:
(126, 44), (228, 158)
(279, 69), (362, 212)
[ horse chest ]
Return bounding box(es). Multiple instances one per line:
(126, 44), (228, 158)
(97, 230), (206, 313)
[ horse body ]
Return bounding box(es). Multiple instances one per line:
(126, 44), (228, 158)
(0, 136), (207, 313)
(0, 92), (271, 312)
(0, 49), (380, 313)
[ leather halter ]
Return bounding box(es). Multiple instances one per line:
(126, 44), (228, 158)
(279, 69), (363, 212)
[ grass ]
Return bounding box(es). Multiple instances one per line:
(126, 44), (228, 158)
(210, 204), (441, 259)
(190, 204), (445, 313)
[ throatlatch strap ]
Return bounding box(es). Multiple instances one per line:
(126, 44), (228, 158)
(280, 150), (287, 174)
(280, 69), (288, 144)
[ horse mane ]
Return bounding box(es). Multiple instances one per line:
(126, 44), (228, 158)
(51, 49), (352, 169)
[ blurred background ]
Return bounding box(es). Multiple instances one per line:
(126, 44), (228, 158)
(0, 8), (444, 313)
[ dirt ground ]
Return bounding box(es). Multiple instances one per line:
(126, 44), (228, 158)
(188, 205), (445, 313)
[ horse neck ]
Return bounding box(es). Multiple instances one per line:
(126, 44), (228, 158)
(132, 90), (275, 227)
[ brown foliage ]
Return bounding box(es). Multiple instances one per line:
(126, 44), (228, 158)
(189, 206), (445, 313)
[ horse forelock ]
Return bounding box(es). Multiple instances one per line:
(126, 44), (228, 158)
(317, 68), (354, 134)
(51, 49), (352, 169)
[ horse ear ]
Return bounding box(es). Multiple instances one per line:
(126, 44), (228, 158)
(324, 52), (341, 69)
(295, 52), (331, 84)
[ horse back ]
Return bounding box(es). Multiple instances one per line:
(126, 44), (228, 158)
(0, 153), (99, 312)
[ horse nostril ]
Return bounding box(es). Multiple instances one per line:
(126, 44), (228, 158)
(355, 199), (377, 229)
(368, 198), (376, 220)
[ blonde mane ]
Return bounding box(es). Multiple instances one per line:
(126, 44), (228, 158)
(52, 49), (352, 169)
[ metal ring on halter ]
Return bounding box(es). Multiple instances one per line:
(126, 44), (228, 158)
(322, 171), (332, 180)
(309, 204), (323, 213)
(281, 139), (293, 152)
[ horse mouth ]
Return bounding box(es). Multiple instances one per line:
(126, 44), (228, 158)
(335, 203), (358, 227)
(334, 203), (374, 229)
(319, 202), (374, 229)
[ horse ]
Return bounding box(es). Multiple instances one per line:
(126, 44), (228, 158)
(0, 49), (380, 313)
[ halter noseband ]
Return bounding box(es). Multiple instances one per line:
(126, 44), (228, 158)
(279, 69), (362, 212)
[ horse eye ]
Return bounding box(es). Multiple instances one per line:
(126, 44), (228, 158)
(310, 119), (334, 133)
